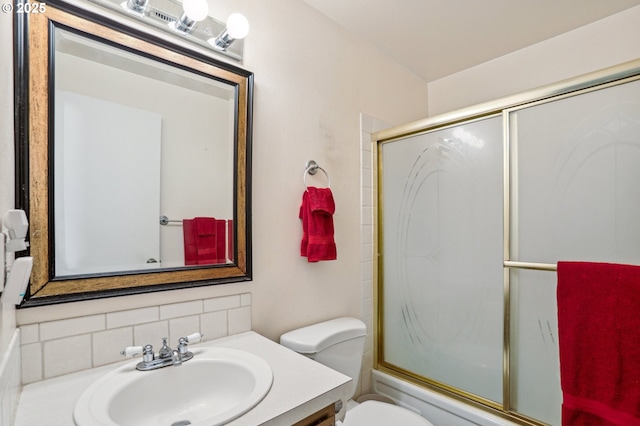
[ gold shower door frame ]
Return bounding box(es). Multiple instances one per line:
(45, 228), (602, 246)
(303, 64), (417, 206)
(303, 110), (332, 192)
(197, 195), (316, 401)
(374, 58), (640, 426)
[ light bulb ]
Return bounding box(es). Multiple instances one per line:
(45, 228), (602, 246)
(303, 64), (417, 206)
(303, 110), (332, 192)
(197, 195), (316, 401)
(226, 13), (249, 40)
(182, 0), (208, 21)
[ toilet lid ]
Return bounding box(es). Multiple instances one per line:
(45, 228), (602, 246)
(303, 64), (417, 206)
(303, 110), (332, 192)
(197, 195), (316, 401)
(339, 400), (434, 426)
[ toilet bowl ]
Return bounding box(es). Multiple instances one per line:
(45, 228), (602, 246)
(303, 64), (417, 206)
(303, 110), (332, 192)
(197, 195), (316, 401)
(337, 400), (432, 426)
(280, 317), (433, 426)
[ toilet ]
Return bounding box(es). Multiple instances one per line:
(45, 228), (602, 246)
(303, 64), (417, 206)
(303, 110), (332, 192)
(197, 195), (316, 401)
(280, 317), (434, 426)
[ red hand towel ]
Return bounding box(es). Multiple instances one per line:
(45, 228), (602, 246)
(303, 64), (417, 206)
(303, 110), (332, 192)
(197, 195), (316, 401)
(299, 187), (337, 262)
(557, 261), (640, 426)
(227, 219), (234, 262)
(194, 217), (217, 264)
(183, 218), (198, 265)
(215, 219), (227, 263)
(183, 217), (218, 265)
(299, 191), (310, 257)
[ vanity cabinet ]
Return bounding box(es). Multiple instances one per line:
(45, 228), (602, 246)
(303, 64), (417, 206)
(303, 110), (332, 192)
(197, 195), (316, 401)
(293, 403), (336, 426)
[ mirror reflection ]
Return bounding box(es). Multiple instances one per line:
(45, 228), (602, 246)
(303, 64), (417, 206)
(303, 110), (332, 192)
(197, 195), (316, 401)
(17, 2), (253, 304)
(53, 27), (235, 277)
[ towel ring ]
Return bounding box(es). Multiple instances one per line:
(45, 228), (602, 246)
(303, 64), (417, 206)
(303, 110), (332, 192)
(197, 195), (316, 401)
(303, 160), (331, 188)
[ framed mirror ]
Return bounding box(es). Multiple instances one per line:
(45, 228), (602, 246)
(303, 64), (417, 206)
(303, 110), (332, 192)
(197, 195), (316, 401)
(14, 0), (253, 305)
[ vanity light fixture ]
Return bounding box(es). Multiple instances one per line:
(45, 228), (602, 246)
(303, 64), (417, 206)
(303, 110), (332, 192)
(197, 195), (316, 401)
(171, 0), (208, 33)
(124, 0), (149, 14)
(90, 0), (248, 61)
(209, 12), (250, 51)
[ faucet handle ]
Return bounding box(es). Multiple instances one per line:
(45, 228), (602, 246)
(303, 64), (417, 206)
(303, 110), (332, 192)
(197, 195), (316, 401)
(142, 344), (154, 363)
(121, 345), (144, 357)
(186, 332), (204, 344)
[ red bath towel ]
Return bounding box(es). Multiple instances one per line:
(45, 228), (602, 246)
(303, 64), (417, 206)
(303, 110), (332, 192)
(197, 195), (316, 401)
(299, 187), (337, 262)
(557, 261), (640, 426)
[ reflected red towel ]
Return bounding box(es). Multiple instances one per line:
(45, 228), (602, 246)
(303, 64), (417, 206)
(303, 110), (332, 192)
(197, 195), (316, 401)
(299, 187), (337, 262)
(195, 217), (217, 264)
(183, 217), (218, 265)
(227, 219), (234, 262)
(557, 262), (640, 426)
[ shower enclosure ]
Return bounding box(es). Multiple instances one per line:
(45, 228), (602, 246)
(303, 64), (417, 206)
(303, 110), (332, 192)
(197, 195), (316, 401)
(376, 59), (640, 426)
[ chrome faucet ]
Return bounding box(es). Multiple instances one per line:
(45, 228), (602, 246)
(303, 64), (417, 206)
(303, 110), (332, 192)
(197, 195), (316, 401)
(120, 333), (204, 371)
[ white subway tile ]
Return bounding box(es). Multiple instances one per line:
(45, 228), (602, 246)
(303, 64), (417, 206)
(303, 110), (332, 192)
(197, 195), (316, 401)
(228, 306), (251, 335)
(107, 306), (159, 329)
(361, 168), (372, 189)
(1, 333), (21, 425)
(134, 321), (169, 347)
(361, 244), (373, 264)
(360, 132), (371, 151)
(362, 280), (373, 300)
(20, 324), (39, 345)
(361, 149), (372, 171)
(361, 114), (374, 133)
(361, 228), (373, 245)
(203, 295), (240, 313)
(39, 315), (105, 341)
(361, 186), (373, 209)
(362, 297), (373, 318)
(361, 262), (373, 282)
(43, 335), (92, 379)
(93, 328), (133, 367)
(372, 118), (389, 133)
(20, 343), (42, 385)
(363, 207), (374, 226)
(200, 311), (228, 341)
(160, 300), (203, 320)
(169, 316), (200, 345)
(240, 293), (252, 307)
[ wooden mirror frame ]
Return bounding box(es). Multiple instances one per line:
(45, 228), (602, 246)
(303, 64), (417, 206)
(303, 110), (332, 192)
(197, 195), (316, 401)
(14, 0), (253, 306)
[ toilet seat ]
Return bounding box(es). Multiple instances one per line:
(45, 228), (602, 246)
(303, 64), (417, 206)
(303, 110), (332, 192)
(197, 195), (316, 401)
(338, 400), (434, 426)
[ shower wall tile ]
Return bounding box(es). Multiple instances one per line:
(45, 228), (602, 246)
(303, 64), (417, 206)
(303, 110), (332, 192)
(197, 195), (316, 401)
(360, 113), (391, 396)
(20, 292), (252, 384)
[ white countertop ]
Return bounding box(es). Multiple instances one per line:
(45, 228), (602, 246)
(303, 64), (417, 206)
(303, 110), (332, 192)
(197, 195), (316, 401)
(14, 331), (352, 425)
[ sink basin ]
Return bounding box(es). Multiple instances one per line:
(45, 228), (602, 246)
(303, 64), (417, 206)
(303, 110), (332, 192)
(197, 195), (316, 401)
(74, 347), (273, 426)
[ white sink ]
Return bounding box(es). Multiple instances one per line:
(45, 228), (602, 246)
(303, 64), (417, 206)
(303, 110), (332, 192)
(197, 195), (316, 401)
(74, 347), (273, 426)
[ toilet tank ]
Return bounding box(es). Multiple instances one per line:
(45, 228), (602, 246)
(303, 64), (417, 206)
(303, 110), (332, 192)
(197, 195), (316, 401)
(280, 317), (366, 400)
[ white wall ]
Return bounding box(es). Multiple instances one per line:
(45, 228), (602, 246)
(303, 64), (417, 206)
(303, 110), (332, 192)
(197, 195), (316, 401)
(428, 5), (640, 116)
(1, 0), (429, 390)
(239, 0), (430, 340)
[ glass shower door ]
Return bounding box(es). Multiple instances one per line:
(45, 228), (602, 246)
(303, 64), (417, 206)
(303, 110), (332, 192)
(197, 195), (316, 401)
(380, 115), (504, 404)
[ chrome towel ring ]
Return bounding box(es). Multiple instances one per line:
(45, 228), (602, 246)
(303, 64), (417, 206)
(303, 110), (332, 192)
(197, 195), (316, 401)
(303, 160), (331, 188)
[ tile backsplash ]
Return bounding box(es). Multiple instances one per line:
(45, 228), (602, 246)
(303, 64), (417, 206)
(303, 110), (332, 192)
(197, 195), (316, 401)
(20, 293), (251, 384)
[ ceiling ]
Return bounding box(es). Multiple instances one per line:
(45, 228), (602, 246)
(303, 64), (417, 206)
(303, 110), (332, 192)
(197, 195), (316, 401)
(303, 0), (640, 83)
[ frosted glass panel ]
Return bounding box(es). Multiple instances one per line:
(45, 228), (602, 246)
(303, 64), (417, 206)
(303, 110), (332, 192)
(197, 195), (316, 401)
(510, 269), (561, 425)
(512, 78), (640, 264)
(381, 116), (503, 403)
